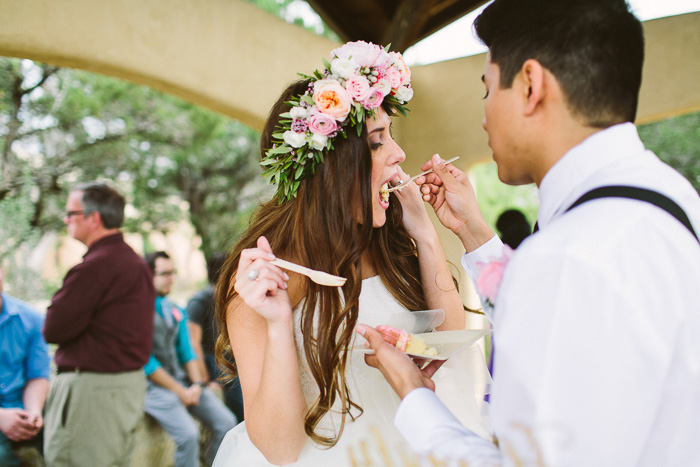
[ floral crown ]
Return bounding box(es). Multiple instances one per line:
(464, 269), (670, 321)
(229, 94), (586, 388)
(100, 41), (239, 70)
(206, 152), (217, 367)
(261, 41), (413, 202)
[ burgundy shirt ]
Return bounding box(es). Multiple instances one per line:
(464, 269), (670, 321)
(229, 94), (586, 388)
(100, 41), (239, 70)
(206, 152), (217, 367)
(44, 233), (155, 372)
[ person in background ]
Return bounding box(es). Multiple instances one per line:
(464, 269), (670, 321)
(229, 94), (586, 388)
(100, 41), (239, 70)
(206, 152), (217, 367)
(43, 182), (154, 467)
(0, 266), (50, 466)
(495, 208), (531, 249)
(144, 251), (236, 467)
(187, 252), (244, 423)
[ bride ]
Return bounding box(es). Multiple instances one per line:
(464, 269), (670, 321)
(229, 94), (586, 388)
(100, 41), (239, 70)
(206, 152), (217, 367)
(213, 41), (490, 466)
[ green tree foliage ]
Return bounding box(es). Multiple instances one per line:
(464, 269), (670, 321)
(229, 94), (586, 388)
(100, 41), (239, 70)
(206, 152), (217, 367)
(638, 111), (700, 194)
(471, 162), (539, 233)
(0, 57), (265, 266)
(245, 0), (340, 41)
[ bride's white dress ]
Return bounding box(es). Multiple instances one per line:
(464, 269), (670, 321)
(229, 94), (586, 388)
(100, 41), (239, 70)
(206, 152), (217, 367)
(213, 276), (492, 466)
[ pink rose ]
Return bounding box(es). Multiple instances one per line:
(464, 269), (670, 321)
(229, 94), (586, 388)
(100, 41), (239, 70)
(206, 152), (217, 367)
(331, 41), (381, 68)
(389, 51), (411, 85)
(363, 88), (385, 109)
(373, 50), (393, 70)
(475, 246), (513, 306)
(313, 79), (352, 122)
(308, 112), (338, 136)
(386, 66), (402, 89)
(345, 75), (371, 101)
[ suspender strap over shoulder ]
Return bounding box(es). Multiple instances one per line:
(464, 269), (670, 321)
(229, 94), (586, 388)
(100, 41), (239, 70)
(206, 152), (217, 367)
(534, 185), (700, 244)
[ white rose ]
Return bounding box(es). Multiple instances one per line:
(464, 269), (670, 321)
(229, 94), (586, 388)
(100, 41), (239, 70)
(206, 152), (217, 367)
(290, 106), (309, 120)
(309, 133), (328, 150)
(395, 85), (414, 103)
(283, 130), (307, 148)
(330, 57), (358, 80)
(373, 79), (391, 97)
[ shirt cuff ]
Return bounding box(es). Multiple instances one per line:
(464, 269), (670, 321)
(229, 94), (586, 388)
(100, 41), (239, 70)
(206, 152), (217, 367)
(394, 387), (467, 452)
(395, 388), (501, 465)
(461, 235), (504, 284)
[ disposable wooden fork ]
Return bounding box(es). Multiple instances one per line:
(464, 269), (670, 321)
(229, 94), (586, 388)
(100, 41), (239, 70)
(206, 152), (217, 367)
(271, 258), (347, 287)
(386, 156), (460, 193)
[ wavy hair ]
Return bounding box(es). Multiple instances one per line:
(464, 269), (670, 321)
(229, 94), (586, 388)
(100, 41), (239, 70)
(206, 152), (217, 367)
(215, 80), (430, 447)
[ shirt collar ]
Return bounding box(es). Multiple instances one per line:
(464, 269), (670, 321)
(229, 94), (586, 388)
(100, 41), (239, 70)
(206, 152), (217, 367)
(537, 122), (645, 229)
(0, 293), (19, 327)
(84, 232), (123, 257)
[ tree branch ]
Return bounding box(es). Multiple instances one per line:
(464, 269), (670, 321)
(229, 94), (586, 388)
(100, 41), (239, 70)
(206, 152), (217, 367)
(20, 65), (59, 97)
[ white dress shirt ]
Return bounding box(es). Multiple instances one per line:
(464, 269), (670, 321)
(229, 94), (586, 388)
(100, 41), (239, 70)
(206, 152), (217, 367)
(395, 123), (700, 466)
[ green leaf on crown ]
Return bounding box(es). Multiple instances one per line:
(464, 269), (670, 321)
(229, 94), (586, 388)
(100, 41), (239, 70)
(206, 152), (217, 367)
(302, 94), (315, 106)
(268, 146), (291, 155)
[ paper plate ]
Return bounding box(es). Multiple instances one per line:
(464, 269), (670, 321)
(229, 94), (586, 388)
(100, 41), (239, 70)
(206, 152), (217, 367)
(354, 329), (492, 361)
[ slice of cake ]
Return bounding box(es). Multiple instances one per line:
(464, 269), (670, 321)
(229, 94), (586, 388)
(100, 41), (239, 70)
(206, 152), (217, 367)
(380, 183), (390, 203)
(376, 325), (438, 357)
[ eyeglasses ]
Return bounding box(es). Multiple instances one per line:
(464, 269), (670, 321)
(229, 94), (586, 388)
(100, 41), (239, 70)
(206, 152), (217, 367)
(64, 210), (84, 219)
(154, 270), (177, 277)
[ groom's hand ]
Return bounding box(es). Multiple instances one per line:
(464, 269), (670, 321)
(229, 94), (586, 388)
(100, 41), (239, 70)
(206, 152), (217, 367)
(356, 324), (444, 399)
(415, 154), (494, 252)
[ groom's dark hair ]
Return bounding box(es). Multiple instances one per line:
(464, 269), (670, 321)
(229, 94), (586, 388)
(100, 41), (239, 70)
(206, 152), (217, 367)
(474, 0), (644, 128)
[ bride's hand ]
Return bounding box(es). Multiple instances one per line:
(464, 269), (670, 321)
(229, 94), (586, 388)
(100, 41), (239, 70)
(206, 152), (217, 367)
(234, 236), (291, 324)
(393, 166), (435, 243)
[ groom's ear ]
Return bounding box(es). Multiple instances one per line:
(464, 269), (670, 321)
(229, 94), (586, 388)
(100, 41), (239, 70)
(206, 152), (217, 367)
(518, 59), (546, 117)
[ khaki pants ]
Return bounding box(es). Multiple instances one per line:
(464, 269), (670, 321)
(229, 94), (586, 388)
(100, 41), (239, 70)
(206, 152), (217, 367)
(43, 370), (146, 467)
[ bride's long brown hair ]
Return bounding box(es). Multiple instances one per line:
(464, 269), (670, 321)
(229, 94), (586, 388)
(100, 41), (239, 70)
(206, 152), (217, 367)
(215, 79), (430, 447)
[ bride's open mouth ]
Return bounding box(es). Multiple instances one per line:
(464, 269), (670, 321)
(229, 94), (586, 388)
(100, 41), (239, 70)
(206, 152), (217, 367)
(379, 183), (390, 206)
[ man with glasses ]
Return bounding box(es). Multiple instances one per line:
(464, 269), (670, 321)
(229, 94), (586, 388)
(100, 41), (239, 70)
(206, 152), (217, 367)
(43, 182), (155, 466)
(143, 251), (236, 467)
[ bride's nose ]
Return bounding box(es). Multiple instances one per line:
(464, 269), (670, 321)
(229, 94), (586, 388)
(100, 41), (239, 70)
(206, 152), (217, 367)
(388, 138), (406, 165)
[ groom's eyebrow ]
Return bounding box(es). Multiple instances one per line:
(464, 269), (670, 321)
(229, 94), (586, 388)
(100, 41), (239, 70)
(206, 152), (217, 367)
(481, 74), (486, 83)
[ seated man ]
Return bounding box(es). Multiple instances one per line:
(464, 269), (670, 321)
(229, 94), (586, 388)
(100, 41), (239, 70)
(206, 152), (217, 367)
(143, 251), (236, 467)
(186, 252), (244, 424)
(0, 267), (50, 466)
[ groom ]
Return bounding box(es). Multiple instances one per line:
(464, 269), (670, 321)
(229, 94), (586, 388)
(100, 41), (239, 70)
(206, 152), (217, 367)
(358, 0), (700, 465)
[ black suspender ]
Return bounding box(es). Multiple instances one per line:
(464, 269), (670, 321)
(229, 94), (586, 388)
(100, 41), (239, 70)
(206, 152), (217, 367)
(532, 185), (700, 245)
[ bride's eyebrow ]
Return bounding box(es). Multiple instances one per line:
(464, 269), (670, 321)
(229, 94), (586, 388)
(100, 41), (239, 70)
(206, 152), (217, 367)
(368, 126), (385, 135)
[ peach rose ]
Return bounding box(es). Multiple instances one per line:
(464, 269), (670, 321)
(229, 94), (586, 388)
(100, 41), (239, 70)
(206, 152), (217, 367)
(313, 79), (352, 122)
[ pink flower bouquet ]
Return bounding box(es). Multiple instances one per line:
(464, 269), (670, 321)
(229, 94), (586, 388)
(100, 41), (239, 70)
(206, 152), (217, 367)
(475, 245), (513, 309)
